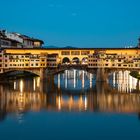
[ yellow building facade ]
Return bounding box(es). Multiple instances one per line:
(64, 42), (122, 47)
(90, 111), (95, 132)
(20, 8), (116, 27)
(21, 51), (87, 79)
(0, 48), (139, 74)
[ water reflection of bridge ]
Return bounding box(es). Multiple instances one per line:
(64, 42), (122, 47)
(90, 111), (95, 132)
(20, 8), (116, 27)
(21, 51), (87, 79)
(56, 69), (140, 92)
(0, 75), (140, 122)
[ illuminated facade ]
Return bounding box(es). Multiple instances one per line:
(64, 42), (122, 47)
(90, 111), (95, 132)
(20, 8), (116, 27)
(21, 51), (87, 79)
(0, 48), (139, 75)
(88, 49), (140, 69)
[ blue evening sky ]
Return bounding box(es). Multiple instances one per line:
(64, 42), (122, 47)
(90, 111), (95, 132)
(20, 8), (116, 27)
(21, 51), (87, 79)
(0, 0), (140, 48)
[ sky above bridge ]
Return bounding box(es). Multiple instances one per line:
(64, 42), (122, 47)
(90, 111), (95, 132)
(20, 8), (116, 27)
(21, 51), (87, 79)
(0, 0), (140, 48)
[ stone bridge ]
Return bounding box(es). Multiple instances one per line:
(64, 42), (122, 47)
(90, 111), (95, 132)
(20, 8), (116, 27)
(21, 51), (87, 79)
(48, 65), (140, 82)
(0, 68), (46, 81)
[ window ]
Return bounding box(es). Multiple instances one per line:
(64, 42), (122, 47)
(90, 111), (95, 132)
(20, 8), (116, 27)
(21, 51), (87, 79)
(61, 51), (70, 55)
(1, 40), (10, 46)
(71, 51), (80, 55)
(81, 51), (90, 55)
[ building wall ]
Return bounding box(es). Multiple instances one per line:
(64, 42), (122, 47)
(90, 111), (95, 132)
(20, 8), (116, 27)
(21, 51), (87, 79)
(0, 48), (139, 73)
(0, 39), (12, 48)
(3, 53), (47, 71)
(88, 49), (140, 69)
(0, 50), (4, 73)
(5, 33), (23, 43)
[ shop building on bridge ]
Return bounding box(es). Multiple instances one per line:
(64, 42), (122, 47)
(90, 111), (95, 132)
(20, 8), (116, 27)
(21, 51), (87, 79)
(88, 50), (140, 69)
(0, 47), (139, 74)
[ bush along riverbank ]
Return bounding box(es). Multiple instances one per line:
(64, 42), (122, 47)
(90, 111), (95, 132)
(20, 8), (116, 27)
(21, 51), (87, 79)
(130, 71), (140, 80)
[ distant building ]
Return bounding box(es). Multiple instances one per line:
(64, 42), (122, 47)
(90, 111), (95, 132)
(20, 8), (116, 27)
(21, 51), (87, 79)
(0, 30), (21, 48)
(5, 32), (23, 44)
(0, 30), (44, 49)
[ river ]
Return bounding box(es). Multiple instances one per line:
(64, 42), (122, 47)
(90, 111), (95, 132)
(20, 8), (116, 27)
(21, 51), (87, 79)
(0, 69), (140, 140)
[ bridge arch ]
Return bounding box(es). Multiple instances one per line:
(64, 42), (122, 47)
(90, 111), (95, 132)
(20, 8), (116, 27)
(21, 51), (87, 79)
(72, 57), (80, 64)
(1, 69), (41, 77)
(62, 57), (70, 64)
(81, 57), (88, 64)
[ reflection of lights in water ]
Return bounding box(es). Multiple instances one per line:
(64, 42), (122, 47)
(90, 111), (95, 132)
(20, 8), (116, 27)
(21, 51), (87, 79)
(82, 71), (85, 88)
(58, 96), (61, 110)
(108, 95), (112, 105)
(65, 70), (68, 89)
(16, 112), (24, 124)
(90, 73), (92, 88)
(58, 74), (60, 89)
(113, 72), (115, 87)
(84, 96), (87, 110)
(37, 77), (40, 87)
(14, 81), (16, 90)
(33, 78), (36, 91)
(57, 95), (88, 111)
(17, 91), (25, 124)
(112, 70), (139, 93)
(54, 69), (96, 90)
(20, 80), (24, 93)
(74, 70), (76, 88)
(69, 96), (73, 110)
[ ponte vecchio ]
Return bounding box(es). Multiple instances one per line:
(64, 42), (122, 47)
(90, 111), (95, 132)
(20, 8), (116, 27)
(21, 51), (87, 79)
(0, 47), (139, 82)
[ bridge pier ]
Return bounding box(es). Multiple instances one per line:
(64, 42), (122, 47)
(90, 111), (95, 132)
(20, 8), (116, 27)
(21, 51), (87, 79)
(40, 68), (47, 81)
(136, 80), (140, 91)
(96, 68), (108, 82)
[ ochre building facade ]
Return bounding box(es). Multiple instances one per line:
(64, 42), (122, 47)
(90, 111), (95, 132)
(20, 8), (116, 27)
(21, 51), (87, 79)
(0, 48), (140, 74)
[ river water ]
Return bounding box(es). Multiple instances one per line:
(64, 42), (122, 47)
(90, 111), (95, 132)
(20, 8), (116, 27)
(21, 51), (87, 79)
(0, 69), (140, 140)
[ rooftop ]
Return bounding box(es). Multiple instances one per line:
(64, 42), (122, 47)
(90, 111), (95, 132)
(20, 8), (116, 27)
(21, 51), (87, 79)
(2, 47), (139, 50)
